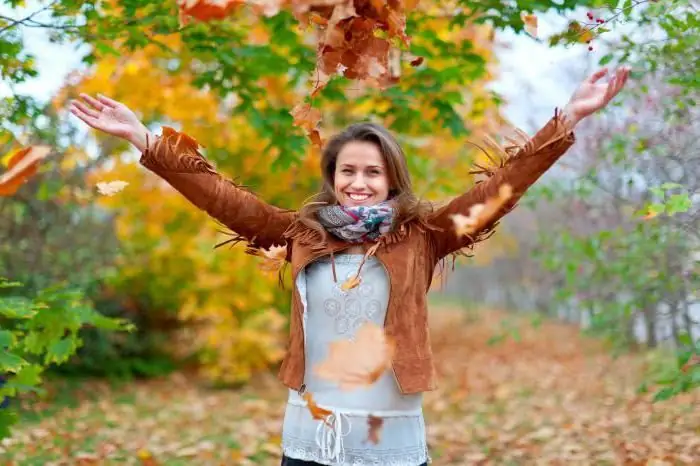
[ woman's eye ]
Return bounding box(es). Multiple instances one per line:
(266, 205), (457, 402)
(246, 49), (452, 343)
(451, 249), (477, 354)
(342, 169), (353, 174)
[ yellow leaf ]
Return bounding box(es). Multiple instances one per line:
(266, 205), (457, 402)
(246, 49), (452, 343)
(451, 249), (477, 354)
(96, 180), (129, 196)
(341, 275), (361, 291)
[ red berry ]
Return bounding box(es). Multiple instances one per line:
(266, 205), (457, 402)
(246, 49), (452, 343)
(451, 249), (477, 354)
(588, 46), (593, 51)
(587, 12), (593, 19)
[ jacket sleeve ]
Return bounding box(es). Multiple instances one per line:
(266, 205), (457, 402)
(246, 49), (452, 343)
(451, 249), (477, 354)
(428, 109), (576, 261)
(139, 127), (296, 250)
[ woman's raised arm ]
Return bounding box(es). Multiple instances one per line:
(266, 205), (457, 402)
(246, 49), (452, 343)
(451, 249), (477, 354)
(70, 94), (295, 251)
(428, 66), (630, 260)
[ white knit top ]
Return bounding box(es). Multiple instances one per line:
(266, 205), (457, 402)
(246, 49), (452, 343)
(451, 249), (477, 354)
(281, 254), (429, 465)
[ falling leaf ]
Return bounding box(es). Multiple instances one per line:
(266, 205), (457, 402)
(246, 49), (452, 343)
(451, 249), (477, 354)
(521, 12), (538, 38)
(641, 208), (659, 220)
(341, 275), (361, 291)
(410, 56), (424, 67)
(309, 12), (329, 26)
(451, 184), (513, 237)
(161, 126), (203, 151)
(367, 59), (386, 78)
(309, 129), (323, 148)
(250, 244), (287, 272)
(302, 392), (333, 426)
(0, 146), (51, 197)
(177, 0), (243, 25)
(96, 180), (129, 196)
(314, 322), (395, 390)
(290, 102), (322, 132)
(366, 415), (384, 444)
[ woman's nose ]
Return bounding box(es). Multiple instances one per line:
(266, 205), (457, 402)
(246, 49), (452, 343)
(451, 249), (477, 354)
(350, 174), (366, 188)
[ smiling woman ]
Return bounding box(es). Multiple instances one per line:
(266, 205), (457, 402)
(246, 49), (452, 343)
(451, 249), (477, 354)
(69, 65), (630, 465)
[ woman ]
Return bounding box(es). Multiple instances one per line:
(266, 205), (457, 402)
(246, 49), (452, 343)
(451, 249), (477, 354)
(71, 66), (629, 465)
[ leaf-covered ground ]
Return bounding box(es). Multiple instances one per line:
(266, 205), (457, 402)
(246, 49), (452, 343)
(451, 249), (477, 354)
(2, 307), (698, 465)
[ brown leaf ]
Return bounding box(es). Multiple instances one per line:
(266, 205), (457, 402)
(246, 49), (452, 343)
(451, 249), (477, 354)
(161, 126), (203, 151)
(0, 146), (51, 197)
(366, 415), (384, 445)
(314, 322), (395, 390)
(290, 102), (322, 132)
(302, 392), (333, 425)
(450, 184), (513, 237)
(410, 56), (424, 67)
(177, 0), (243, 25)
(309, 129), (323, 148)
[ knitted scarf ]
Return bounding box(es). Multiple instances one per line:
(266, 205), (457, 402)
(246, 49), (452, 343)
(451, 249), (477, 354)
(317, 201), (395, 243)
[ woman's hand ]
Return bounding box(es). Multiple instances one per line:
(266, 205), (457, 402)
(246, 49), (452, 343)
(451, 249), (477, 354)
(69, 94), (153, 152)
(563, 66), (630, 127)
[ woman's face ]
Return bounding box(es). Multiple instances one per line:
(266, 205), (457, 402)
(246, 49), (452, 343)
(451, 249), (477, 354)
(334, 141), (390, 208)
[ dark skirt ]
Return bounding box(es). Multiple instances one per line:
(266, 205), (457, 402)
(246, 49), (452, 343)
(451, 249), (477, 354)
(281, 455), (428, 466)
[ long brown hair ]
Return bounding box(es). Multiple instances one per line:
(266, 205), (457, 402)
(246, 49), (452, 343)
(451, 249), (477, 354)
(297, 122), (435, 240)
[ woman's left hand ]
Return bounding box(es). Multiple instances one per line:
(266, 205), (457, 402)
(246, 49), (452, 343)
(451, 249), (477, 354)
(563, 66), (630, 127)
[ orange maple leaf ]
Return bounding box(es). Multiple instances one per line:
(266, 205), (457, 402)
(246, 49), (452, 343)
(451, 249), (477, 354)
(177, 0), (243, 25)
(302, 392), (333, 426)
(314, 322), (395, 390)
(450, 184), (513, 237)
(290, 102), (323, 146)
(250, 244), (288, 272)
(0, 146), (51, 197)
(521, 12), (538, 38)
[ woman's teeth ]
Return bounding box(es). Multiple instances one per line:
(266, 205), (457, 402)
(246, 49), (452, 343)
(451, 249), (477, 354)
(348, 193), (371, 201)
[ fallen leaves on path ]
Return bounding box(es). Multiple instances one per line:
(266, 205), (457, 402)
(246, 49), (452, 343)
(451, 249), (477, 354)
(2, 307), (698, 465)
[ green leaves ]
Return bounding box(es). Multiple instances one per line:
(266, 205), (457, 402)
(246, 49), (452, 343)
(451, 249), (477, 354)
(0, 278), (132, 439)
(644, 183), (693, 218)
(0, 350), (26, 373)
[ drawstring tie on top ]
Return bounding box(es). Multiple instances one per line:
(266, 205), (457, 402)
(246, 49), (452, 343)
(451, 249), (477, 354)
(315, 410), (352, 464)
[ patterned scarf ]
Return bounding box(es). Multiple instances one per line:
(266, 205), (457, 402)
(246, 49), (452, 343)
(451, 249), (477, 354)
(317, 201), (395, 243)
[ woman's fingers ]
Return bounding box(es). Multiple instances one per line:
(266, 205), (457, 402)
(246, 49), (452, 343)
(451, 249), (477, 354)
(95, 93), (120, 108)
(72, 100), (101, 119)
(70, 104), (103, 131)
(603, 75), (618, 103)
(79, 93), (105, 111)
(588, 67), (609, 84)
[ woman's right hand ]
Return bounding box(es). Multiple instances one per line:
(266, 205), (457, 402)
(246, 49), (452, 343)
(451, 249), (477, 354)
(70, 94), (153, 152)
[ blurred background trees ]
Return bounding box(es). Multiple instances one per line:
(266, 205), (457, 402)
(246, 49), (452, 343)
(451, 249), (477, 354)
(1, 0), (697, 412)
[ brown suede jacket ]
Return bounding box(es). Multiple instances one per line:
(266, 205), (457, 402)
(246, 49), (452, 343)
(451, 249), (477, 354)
(140, 111), (575, 394)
